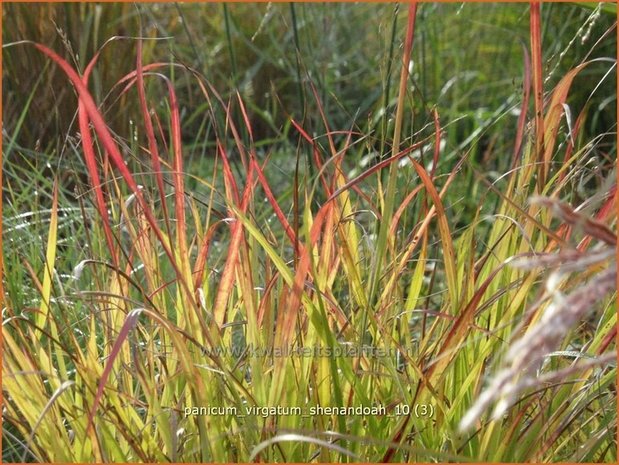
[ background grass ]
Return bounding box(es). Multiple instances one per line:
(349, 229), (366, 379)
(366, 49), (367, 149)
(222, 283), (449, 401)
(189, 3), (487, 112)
(2, 2), (617, 462)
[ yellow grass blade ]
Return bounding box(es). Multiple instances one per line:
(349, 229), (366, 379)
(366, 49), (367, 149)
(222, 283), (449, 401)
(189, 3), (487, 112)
(35, 179), (59, 331)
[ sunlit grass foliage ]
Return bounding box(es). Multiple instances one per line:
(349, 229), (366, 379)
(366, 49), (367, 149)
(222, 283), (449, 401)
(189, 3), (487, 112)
(2, 2), (616, 462)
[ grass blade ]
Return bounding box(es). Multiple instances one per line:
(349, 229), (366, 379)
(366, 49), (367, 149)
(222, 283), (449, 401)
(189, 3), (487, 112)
(35, 179), (59, 330)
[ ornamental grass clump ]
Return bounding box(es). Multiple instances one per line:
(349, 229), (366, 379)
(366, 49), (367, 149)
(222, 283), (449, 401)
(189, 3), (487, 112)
(2, 3), (616, 463)
(461, 195), (617, 432)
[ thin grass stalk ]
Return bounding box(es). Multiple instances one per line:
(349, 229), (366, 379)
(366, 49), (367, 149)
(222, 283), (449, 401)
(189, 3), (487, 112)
(530, 1), (545, 187)
(222, 4), (238, 85)
(288, 3), (312, 181)
(367, 3), (418, 325)
(513, 43), (531, 168)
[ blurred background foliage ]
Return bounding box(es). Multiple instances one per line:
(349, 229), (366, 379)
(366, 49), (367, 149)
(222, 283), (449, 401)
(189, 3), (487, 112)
(3, 2), (616, 165)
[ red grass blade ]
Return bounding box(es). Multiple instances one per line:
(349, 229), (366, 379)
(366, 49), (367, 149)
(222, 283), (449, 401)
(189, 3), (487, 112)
(389, 184), (424, 237)
(86, 308), (143, 435)
(78, 48), (118, 266)
(290, 118), (330, 194)
(326, 139), (427, 204)
(410, 159), (458, 306)
(251, 156), (298, 249)
(193, 220), (226, 290)
(32, 44), (177, 264)
(426, 264), (507, 382)
(162, 76), (192, 288)
(270, 201), (332, 404)
(212, 145), (256, 326)
(541, 61), (596, 177)
(513, 42), (531, 168)
(136, 39), (171, 237)
(77, 99), (118, 266)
